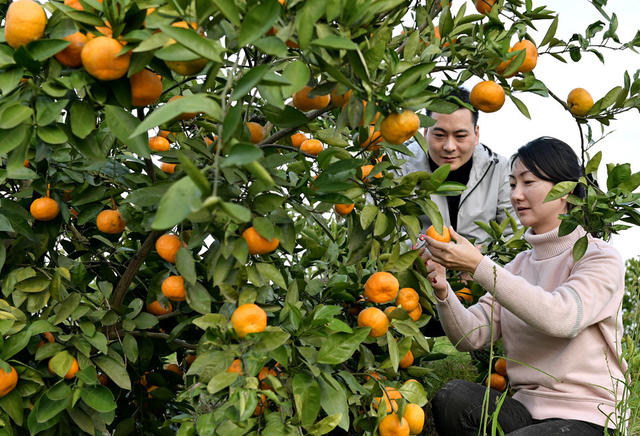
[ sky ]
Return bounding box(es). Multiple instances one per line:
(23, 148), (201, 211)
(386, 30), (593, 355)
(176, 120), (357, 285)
(460, 0), (640, 261)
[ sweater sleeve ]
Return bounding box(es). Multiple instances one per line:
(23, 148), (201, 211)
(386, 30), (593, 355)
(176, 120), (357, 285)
(436, 285), (502, 352)
(473, 243), (624, 338)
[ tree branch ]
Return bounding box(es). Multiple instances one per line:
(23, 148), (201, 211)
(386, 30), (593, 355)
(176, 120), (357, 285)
(258, 106), (335, 146)
(128, 330), (197, 350)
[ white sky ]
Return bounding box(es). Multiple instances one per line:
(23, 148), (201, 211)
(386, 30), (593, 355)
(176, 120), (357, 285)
(460, 0), (640, 261)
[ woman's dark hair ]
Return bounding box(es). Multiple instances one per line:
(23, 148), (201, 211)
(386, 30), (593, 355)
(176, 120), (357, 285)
(511, 136), (586, 210)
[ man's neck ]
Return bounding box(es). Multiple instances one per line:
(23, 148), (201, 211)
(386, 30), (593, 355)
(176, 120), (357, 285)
(428, 155), (473, 184)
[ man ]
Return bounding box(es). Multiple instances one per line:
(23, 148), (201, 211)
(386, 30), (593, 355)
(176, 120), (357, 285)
(400, 88), (516, 244)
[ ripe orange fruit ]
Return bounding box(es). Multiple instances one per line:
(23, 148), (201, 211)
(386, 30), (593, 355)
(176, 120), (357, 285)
(23, 159), (30, 167)
(408, 305), (422, 321)
(292, 86), (330, 112)
(161, 275), (186, 301)
(455, 287), (473, 303)
(44, 331), (55, 343)
(380, 111), (420, 145)
(290, 132), (307, 147)
(231, 303), (268, 338)
(403, 403), (425, 435)
(168, 95), (198, 120)
(165, 363), (183, 376)
(379, 413), (410, 436)
(364, 271), (400, 304)
(96, 209), (126, 234)
(54, 32), (88, 68)
(149, 136), (170, 151)
(357, 307), (390, 337)
(130, 69), (163, 107)
(160, 162), (176, 174)
(497, 39), (538, 76)
(30, 197), (60, 221)
(254, 393), (267, 416)
(360, 164), (383, 181)
(330, 88), (352, 107)
(334, 203), (355, 216)
(426, 225), (451, 243)
(64, 0), (83, 10)
(155, 233), (182, 263)
(147, 300), (173, 315)
(567, 88), (594, 117)
(81, 36), (131, 81)
(300, 138), (324, 155)
(184, 354), (196, 367)
(373, 386), (403, 412)
(362, 125), (384, 150)
(399, 350), (414, 368)
(470, 80), (505, 113)
(242, 226), (279, 255)
(486, 373), (507, 391)
(4, 0), (47, 49)
(360, 100), (381, 126)
(396, 288), (419, 312)
(246, 122), (265, 144)
(164, 22), (208, 76)
(494, 357), (507, 377)
(49, 357), (79, 379)
(475, 0), (496, 14)
(0, 366), (18, 397)
(258, 366), (278, 390)
(373, 396), (398, 413)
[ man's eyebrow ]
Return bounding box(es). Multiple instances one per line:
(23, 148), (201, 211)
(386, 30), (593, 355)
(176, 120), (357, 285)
(431, 127), (470, 134)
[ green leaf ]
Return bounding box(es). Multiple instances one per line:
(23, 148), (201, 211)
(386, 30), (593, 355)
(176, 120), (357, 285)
(282, 60), (310, 96)
(54, 293), (81, 325)
(67, 407), (94, 434)
(0, 124), (30, 154)
(70, 101), (95, 139)
(296, 0), (327, 49)
(255, 263), (287, 288)
(186, 281), (212, 314)
(80, 385), (117, 413)
(0, 389), (24, 426)
(0, 103), (33, 129)
(104, 105), (150, 158)
(318, 375), (349, 431)
(219, 201), (251, 223)
(48, 351), (74, 378)
(237, 0), (281, 47)
(36, 98), (68, 126)
(572, 234), (588, 262)
(15, 276), (50, 293)
(37, 124), (68, 144)
(152, 177), (203, 230)
(231, 64), (270, 101)
(585, 151), (602, 175)
(221, 143), (264, 167)
(311, 35), (358, 50)
(317, 328), (370, 364)
(384, 250), (420, 273)
(509, 94), (531, 119)
(176, 247), (197, 284)
(360, 204), (378, 229)
(122, 334), (138, 363)
(540, 16), (558, 47)
(1, 330), (29, 359)
(211, 0), (241, 26)
(27, 39), (70, 62)
(158, 24), (223, 62)
(131, 95), (222, 136)
(207, 372), (238, 394)
(293, 372), (322, 426)
(94, 355), (131, 390)
(176, 150), (211, 195)
(392, 63), (435, 97)
(388, 330), (400, 371)
(253, 327), (290, 352)
(544, 181), (577, 202)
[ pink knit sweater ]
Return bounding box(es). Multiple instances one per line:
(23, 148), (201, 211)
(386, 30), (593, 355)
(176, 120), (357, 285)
(436, 226), (628, 428)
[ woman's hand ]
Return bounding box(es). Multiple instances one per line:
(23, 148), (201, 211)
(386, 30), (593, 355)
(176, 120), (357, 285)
(424, 227), (484, 274)
(425, 255), (448, 300)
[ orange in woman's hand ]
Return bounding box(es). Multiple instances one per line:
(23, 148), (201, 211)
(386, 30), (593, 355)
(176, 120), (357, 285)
(426, 225), (451, 243)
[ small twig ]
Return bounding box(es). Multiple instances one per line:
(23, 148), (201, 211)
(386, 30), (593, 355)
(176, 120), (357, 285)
(129, 331), (197, 350)
(258, 105), (335, 146)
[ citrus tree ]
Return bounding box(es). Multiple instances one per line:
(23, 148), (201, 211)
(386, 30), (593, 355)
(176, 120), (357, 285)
(0, 0), (639, 434)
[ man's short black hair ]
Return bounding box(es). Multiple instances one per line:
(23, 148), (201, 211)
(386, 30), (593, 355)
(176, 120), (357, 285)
(426, 87), (479, 127)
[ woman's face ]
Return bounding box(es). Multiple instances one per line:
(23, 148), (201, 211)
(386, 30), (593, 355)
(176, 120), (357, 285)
(509, 158), (567, 234)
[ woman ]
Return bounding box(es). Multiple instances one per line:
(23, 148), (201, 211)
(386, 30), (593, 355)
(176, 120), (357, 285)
(423, 137), (627, 435)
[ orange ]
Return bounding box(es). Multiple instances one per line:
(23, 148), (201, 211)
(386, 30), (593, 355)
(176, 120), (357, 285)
(161, 275), (186, 301)
(164, 22), (208, 76)
(184, 354), (196, 367)
(4, 0), (47, 49)
(403, 403), (425, 435)
(360, 100), (381, 126)
(373, 386), (403, 412)
(30, 197), (60, 221)
(98, 373), (109, 386)
(384, 306), (396, 318)
(231, 303), (268, 338)
(379, 413), (410, 436)
(165, 363), (183, 376)
(168, 95), (198, 120)
(399, 350), (414, 368)
(292, 86), (330, 112)
(373, 397), (398, 413)
(254, 393), (267, 416)
(494, 357), (507, 377)
(242, 226), (279, 255)
(149, 136), (170, 151)
(357, 307), (389, 337)
(300, 138), (324, 156)
(470, 80), (505, 113)
(160, 162), (176, 174)
(380, 111), (420, 144)
(497, 40), (538, 76)
(130, 69), (163, 107)
(147, 385), (158, 398)
(155, 233), (182, 263)
(258, 366), (278, 390)
(334, 203), (355, 216)
(486, 373), (507, 391)
(455, 287), (473, 303)
(0, 366), (18, 397)
(23, 159), (30, 168)
(54, 32), (88, 68)
(364, 271), (399, 304)
(290, 132), (307, 147)
(44, 331), (55, 343)
(362, 125), (384, 150)
(49, 356), (79, 379)
(159, 130), (176, 141)
(426, 225), (451, 242)
(64, 0), (83, 10)
(360, 164), (383, 181)
(396, 288), (419, 312)
(96, 209), (126, 234)
(330, 88), (352, 107)
(147, 300), (173, 315)
(408, 305), (422, 321)
(246, 122), (265, 144)
(567, 88), (594, 117)
(475, 0), (496, 14)
(81, 36), (131, 81)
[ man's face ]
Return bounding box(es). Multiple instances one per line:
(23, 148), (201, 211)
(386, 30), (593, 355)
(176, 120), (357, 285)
(426, 109), (479, 171)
